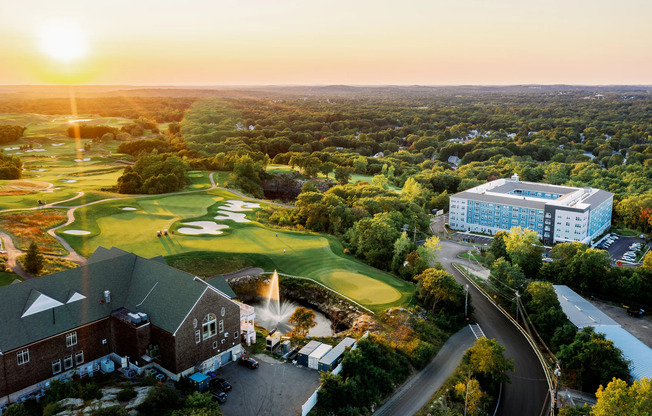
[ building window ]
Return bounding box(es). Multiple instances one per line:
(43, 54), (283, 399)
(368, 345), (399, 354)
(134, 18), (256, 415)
(52, 360), (61, 374)
(234, 331), (239, 339)
(213, 341), (218, 349)
(195, 330), (201, 344)
(202, 314), (217, 340)
(219, 320), (224, 333)
(75, 351), (84, 365)
(64, 355), (73, 370)
(221, 339), (225, 344)
(221, 307), (226, 317)
(66, 332), (77, 347)
(17, 349), (29, 366)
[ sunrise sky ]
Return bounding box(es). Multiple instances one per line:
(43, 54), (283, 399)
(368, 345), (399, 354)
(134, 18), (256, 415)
(1, 0), (650, 86)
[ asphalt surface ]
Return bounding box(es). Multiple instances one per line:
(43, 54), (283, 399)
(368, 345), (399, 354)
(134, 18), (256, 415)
(214, 354), (320, 416)
(439, 239), (550, 416)
(373, 326), (476, 416)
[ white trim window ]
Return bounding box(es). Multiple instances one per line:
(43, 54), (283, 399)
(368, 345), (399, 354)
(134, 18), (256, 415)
(234, 331), (238, 339)
(203, 314), (217, 340)
(195, 330), (201, 344)
(17, 349), (29, 365)
(75, 351), (84, 365)
(52, 359), (61, 374)
(219, 320), (224, 333)
(213, 341), (218, 349)
(66, 332), (77, 347)
(64, 355), (73, 370)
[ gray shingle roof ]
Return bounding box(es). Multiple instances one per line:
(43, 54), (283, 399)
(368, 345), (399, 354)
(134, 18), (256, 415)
(0, 247), (212, 352)
(206, 276), (237, 299)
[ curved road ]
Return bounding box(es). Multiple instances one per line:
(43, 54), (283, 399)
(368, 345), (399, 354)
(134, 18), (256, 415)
(440, 239), (550, 416)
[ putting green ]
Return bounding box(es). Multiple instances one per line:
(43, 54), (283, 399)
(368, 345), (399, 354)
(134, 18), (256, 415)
(321, 271), (402, 305)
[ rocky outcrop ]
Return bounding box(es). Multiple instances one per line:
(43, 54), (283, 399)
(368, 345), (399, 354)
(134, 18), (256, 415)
(54, 386), (153, 415)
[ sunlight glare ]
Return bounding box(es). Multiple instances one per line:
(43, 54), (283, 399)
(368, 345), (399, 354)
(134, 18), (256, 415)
(39, 21), (87, 63)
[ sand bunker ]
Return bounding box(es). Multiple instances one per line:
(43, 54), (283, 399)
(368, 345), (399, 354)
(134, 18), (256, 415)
(4, 147), (19, 151)
(220, 200), (261, 212)
(64, 230), (91, 235)
(121, 207), (137, 211)
(74, 158), (91, 162)
(214, 211), (250, 223)
(60, 179), (77, 183)
(25, 149), (46, 153)
(177, 221), (229, 235)
(30, 169), (48, 172)
(51, 143), (65, 146)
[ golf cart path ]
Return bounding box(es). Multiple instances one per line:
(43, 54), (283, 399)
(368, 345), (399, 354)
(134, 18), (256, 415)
(1, 173), (294, 270)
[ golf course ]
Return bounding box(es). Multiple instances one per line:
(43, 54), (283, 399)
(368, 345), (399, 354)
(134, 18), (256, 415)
(0, 112), (415, 311)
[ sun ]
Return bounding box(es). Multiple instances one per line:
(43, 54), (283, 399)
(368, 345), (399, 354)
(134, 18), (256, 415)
(39, 21), (88, 63)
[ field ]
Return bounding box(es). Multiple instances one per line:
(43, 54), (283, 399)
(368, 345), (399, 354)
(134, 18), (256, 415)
(57, 190), (414, 311)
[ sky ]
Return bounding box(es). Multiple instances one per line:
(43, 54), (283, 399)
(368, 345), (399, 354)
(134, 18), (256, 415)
(1, 0), (651, 86)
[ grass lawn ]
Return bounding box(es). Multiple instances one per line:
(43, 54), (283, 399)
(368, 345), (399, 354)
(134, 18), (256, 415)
(59, 190), (414, 312)
(611, 227), (641, 237)
(459, 252), (487, 263)
(0, 272), (20, 286)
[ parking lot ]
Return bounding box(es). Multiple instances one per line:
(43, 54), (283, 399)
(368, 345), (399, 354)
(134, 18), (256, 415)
(595, 234), (649, 264)
(213, 354), (320, 416)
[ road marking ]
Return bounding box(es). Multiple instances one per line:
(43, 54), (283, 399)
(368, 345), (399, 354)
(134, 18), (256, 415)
(469, 323), (485, 339)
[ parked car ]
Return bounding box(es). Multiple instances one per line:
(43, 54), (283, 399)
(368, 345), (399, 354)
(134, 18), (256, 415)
(210, 390), (227, 404)
(210, 377), (232, 392)
(238, 356), (259, 369)
(626, 308), (645, 318)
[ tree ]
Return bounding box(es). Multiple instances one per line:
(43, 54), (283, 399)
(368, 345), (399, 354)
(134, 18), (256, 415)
(391, 232), (414, 273)
(346, 211), (401, 269)
(420, 235), (442, 266)
(320, 161), (336, 179)
(4, 404), (29, 416)
(415, 268), (463, 313)
(641, 251), (652, 270)
(288, 307), (317, 336)
(24, 241), (43, 275)
(455, 378), (484, 416)
(504, 226), (543, 278)
(489, 257), (526, 291)
(334, 166), (352, 185)
(465, 337), (514, 384)
(372, 174), (389, 189)
(402, 177), (427, 205)
(487, 230), (509, 264)
(556, 327), (631, 393)
(593, 377), (652, 416)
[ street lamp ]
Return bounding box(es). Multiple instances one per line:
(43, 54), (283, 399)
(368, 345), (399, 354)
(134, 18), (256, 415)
(464, 284), (469, 317)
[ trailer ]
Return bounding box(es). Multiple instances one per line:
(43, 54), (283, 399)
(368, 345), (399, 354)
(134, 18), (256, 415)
(308, 344), (332, 370)
(318, 337), (355, 372)
(296, 340), (322, 367)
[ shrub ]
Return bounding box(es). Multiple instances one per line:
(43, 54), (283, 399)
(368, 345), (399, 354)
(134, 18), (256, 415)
(117, 386), (137, 402)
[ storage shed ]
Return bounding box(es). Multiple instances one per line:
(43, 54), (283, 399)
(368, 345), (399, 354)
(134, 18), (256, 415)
(308, 344), (332, 370)
(296, 340), (322, 367)
(188, 372), (210, 392)
(318, 337), (355, 372)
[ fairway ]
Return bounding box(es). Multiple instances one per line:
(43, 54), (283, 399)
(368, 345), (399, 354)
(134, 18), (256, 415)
(58, 190), (414, 311)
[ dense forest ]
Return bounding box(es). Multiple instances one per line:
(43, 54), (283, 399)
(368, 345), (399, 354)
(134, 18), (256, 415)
(0, 96), (195, 122)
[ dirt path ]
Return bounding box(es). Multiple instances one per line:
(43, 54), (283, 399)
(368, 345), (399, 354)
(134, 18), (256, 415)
(0, 230), (31, 280)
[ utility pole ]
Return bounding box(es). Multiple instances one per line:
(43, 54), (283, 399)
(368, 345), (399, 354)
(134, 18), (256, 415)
(465, 284), (469, 317)
(515, 291), (520, 322)
(553, 365), (561, 415)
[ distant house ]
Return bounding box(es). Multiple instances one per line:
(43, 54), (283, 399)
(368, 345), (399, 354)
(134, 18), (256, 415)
(447, 155), (461, 167)
(0, 247), (247, 405)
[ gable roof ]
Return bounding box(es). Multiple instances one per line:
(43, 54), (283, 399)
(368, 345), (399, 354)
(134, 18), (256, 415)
(205, 276), (237, 299)
(0, 247), (230, 353)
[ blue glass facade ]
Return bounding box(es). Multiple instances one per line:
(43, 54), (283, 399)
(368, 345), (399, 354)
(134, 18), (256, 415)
(464, 200), (545, 234)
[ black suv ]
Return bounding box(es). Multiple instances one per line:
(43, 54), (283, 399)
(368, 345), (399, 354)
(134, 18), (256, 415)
(210, 377), (232, 392)
(238, 356), (259, 369)
(210, 390), (227, 404)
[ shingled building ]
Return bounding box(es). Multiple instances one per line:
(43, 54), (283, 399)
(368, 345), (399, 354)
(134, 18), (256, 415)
(0, 247), (246, 405)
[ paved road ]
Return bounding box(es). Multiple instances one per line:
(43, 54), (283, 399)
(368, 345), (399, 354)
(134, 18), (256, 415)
(373, 326), (476, 416)
(0, 230), (30, 280)
(439, 239), (550, 416)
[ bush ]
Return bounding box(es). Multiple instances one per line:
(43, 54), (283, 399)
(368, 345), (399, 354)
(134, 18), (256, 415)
(117, 385), (137, 402)
(42, 402), (62, 416)
(91, 406), (129, 416)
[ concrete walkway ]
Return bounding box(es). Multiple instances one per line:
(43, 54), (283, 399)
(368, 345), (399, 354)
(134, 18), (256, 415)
(0, 230), (31, 280)
(373, 326), (476, 416)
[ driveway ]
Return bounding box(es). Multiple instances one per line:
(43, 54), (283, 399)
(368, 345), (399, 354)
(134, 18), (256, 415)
(214, 354), (320, 416)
